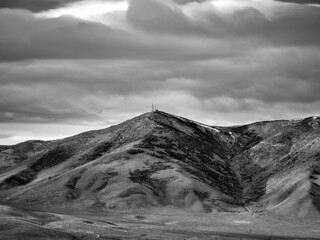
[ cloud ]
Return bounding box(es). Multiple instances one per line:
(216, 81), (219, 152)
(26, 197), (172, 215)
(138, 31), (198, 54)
(0, 0), (79, 12)
(127, 0), (320, 47)
(0, 9), (244, 61)
(126, 0), (206, 35)
(172, 0), (209, 4)
(0, 9), (143, 61)
(0, 42), (319, 126)
(276, 0), (320, 4)
(0, 0), (319, 144)
(36, 0), (128, 22)
(1, 1), (320, 62)
(0, 133), (12, 139)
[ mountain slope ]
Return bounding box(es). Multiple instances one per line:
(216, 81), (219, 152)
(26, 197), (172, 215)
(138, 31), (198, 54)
(0, 111), (319, 219)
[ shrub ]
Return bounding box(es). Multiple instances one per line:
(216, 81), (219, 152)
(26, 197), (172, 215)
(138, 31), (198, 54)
(193, 190), (210, 200)
(128, 163), (175, 196)
(118, 187), (147, 198)
(127, 149), (145, 155)
(71, 141), (113, 168)
(0, 169), (37, 190)
(129, 169), (152, 183)
(165, 150), (185, 161)
(65, 189), (81, 200)
(30, 145), (73, 171)
(90, 142), (113, 159)
(65, 175), (81, 189)
(93, 172), (118, 192)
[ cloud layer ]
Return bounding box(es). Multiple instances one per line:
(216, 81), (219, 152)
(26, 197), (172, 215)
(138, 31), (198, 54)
(276, 0), (320, 4)
(0, 0), (319, 144)
(0, 0), (79, 12)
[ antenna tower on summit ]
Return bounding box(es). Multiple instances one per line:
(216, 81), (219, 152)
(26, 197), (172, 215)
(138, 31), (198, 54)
(151, 103), (157, 112)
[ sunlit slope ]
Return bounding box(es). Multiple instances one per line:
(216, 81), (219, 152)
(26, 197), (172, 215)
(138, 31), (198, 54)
(0, 111), (319, 218)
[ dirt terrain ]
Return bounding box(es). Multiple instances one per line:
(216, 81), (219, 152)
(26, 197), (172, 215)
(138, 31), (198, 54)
(1, 111), (320, 239)
(1, 205), (320, 240)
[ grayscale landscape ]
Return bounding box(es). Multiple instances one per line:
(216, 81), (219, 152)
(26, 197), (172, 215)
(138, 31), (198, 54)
(1, 0), (320, 239)
(1, 111), (320, 239)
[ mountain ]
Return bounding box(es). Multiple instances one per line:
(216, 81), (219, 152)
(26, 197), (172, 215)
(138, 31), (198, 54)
(0, 111), (320, 219)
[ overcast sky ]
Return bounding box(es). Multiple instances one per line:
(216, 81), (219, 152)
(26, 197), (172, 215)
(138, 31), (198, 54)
(0, 0), (319, 144)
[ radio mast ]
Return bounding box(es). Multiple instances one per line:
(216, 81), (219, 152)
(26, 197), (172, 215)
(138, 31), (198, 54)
(151, 103), (158, 112)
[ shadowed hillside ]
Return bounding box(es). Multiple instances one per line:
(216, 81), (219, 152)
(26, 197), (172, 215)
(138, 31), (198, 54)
(0, 111), (319, 219)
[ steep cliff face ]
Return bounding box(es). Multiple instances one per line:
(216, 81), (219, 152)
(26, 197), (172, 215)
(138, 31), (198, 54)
(0, 111), (319, 218)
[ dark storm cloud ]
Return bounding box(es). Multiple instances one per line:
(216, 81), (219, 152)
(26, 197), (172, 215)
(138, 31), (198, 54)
(0, 9), (144, 60)
(1, 2), (320, 62)
(0, 0), (78, 12)
(253, 6), (320, 46)
(0, 9), (240, 61)
(127, 0), (320, 46)
(276, 0), (320, 4)
(160, 48), (320, 105)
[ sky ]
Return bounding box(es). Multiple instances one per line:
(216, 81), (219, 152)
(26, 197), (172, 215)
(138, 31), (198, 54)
(0, 0), (319, 144)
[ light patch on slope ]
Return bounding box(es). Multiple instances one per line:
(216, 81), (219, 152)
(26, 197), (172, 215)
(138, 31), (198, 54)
(165, 221), (179, 225)
(233, 220), (251, 224)
(228, 131), (235, 141)
(171, 113), (220, 133)
(290, 117), (304, 122)
(197, 122), (220, 133)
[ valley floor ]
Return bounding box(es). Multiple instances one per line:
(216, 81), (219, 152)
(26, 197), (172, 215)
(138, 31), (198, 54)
(1, 205), (320, 240)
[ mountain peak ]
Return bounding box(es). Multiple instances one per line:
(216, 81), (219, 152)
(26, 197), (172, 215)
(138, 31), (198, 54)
(0, 112), (320, 223)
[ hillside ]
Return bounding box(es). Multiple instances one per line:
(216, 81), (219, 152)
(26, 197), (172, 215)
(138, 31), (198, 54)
(0, 111), (320, 220)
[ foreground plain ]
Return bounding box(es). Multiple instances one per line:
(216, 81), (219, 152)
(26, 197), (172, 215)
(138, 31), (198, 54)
(1, 204), (320, 240)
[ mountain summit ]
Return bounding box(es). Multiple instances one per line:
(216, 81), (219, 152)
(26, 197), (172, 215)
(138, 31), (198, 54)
(0, 111), (320, 218)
